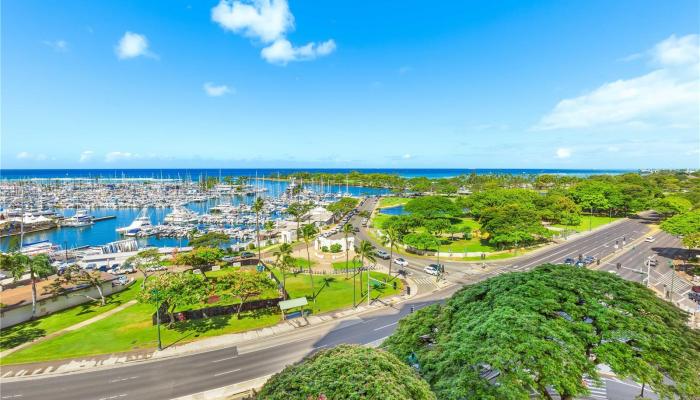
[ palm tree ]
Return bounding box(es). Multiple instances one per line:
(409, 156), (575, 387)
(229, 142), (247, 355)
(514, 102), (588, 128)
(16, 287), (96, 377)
(381, 226), (399, 277)
(273, 243), (294, 299)
(252, 197), (265, 262)
(287, 202), (312, 239)
(342, 223), (354, 278)
(354, 240), (376, 305)
(0, 253), (55, 318)
(300, 223), (319, 307)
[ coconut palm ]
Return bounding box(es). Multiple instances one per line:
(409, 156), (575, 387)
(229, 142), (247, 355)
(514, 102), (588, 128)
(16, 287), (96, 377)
(354, 240), (376, 304)
(381, 226), (400, 277)
(273, 243), (294, 299)
(252, 197), (265, 262)
(300, 223), (319, 307)
(287, 202), (312, 238)
(0, 253), (55, 318)
(342, 223), (354, 278)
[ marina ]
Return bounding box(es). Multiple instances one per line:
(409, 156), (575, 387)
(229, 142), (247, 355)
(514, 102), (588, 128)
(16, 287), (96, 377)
(0, 175), (389, 251)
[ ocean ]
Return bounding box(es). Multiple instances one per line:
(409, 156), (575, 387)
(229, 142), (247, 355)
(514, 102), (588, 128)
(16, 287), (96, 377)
(0, 168), (633, 181)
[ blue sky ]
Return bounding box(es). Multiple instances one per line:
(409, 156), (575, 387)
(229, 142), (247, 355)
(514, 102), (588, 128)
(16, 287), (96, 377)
(2, 0), (699, 169)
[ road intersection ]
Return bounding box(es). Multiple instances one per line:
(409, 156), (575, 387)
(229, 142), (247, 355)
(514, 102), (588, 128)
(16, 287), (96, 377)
(1, 205), (693, 400)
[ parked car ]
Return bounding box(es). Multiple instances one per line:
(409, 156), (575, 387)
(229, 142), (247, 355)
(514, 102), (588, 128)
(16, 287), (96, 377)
(583, 256), (596, 265)
(689, 292), (700, 302)
(424, 265), (440, 276)
(241, 251), (255, 259)
(644, 237), (655, 243)
(375, 250), (390, 260)
(394, 257), (409, 267)
(691, 286), (700, 293)
(563, 258), (576, 265)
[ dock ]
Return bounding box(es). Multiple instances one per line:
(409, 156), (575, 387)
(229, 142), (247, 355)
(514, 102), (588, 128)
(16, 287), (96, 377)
(93, 216), (117, 222)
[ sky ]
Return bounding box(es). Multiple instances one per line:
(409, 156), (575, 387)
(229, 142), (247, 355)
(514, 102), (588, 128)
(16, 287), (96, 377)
(1, 0), (699, 169)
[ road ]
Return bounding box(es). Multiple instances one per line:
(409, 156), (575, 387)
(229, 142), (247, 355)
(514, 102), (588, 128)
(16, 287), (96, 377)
(2, 206), (685, 400)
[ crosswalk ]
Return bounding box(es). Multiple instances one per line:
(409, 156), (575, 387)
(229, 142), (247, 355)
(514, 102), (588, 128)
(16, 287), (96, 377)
(583, 377), (607, 399)
(653, 270), (692, 293)
(412, 277), (439, 286)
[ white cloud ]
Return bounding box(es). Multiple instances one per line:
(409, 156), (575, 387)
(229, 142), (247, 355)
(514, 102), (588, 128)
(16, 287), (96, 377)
(105, 151), (135, 162)
(211, 0), (293, 43)
(115, 32), (156, 59)
(555, 148), (572, 159)
(398, 65), (412, 75)
(535, 34), (699, 131)
(261, 38), (336, 64)
(203, 82), (233, 97)
(43, 40), (68, 52)
(402, 153), (412, 159)
(16, 152), (47, 161)
(211, 0), (335, 65)
(652, 34), (699, 66)
(79, 150), (95, 162)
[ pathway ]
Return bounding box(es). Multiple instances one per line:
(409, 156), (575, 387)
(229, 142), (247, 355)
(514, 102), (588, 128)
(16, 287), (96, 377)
(0, 299), (138, 358)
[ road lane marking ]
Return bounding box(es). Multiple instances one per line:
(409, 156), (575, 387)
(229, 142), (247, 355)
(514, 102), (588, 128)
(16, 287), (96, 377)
(108, 376), (138, 383)
(98, 394), (127, 400)
(211, 355), (238, 363)
(213, 368), (241, 377)
(1, 395), (24, 399)
(373, 322), (398, 331)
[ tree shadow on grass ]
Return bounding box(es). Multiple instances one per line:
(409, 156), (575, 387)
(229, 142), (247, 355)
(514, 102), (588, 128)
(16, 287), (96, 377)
(0, 321), (46, 350)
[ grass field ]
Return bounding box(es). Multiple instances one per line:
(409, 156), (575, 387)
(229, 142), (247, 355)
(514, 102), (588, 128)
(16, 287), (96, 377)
(2, 268), (401, 365)
(377, 197), (411, 208)
(0, 279), (142, 351)
(331, 259), (363, 270)
(553, 216), (619, 232)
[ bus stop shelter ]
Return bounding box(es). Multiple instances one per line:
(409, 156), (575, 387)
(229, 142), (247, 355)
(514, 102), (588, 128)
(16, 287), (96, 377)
(279, 297), (308, 320)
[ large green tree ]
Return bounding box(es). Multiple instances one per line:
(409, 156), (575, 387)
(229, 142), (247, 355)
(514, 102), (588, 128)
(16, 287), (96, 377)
(258, 344), (436, 400)
(651, 196), (694, 218)
(480, 203), (552, 248)
(660, 210), (700, 236)
(188, 232), (230, 249)
(0, 253), (55, 317)
(139, 272), (210, 327)
(124, 248), (161, 289)
(216, 270), (275, 319)
(383, 265), (700, 400)
(404, 196), (461, 219)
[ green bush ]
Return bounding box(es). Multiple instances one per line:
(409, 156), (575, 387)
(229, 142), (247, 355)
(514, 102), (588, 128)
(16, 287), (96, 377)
(329, 243), (342, 253)
(258, 344), (435, 400)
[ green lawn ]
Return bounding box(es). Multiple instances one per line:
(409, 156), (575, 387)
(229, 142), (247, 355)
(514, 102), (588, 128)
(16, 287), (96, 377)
(2, 268), (402, 365)
(331, 259), (363, 270)
(461, 252), (517, 261)
(377, 197), (411, 208)
(0, 279), (142, 351)
(552, 216), (619, 232)
(275, 270), (402, 314)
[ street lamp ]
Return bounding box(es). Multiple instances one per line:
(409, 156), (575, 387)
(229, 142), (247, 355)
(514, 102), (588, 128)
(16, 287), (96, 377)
(151, 288), (163, 351)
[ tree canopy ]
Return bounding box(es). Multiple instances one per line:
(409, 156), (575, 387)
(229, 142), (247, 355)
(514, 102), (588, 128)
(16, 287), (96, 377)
(174, 247), (223, 268)
(257, 344), (436, 400)
(383, 264), (700, 400)
(660, 210), (700, 236)
(404, 196), (461, 219)
(188, 232), (230, 249)
(480, 203), (552, 248)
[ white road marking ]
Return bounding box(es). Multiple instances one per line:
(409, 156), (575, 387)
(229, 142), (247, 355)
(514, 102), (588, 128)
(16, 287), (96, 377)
(373, 321), (398, 331)
(211, 355), (238, 363)
(108, 376), (138, 383)
(98, 394), (127, 400)
(213, 368), (241, 377)
(1, 395), (24, 399)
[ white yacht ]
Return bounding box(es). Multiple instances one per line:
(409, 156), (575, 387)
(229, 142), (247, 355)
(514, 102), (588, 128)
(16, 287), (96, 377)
(164, 206), (199, 225)
(116, 208), (152, 235)
(63, 209), (94, 227)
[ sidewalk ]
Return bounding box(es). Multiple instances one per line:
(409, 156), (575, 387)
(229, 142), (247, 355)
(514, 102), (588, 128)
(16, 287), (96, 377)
(0, 299), (138, 359)
(0, 275), (433, 379)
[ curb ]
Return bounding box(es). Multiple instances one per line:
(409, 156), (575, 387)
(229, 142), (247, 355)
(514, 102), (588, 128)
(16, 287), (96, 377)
(1, 280), (428, 379)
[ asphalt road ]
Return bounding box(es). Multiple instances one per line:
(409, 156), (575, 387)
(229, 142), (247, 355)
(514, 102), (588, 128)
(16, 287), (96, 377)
(2, 208), (679, 400)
